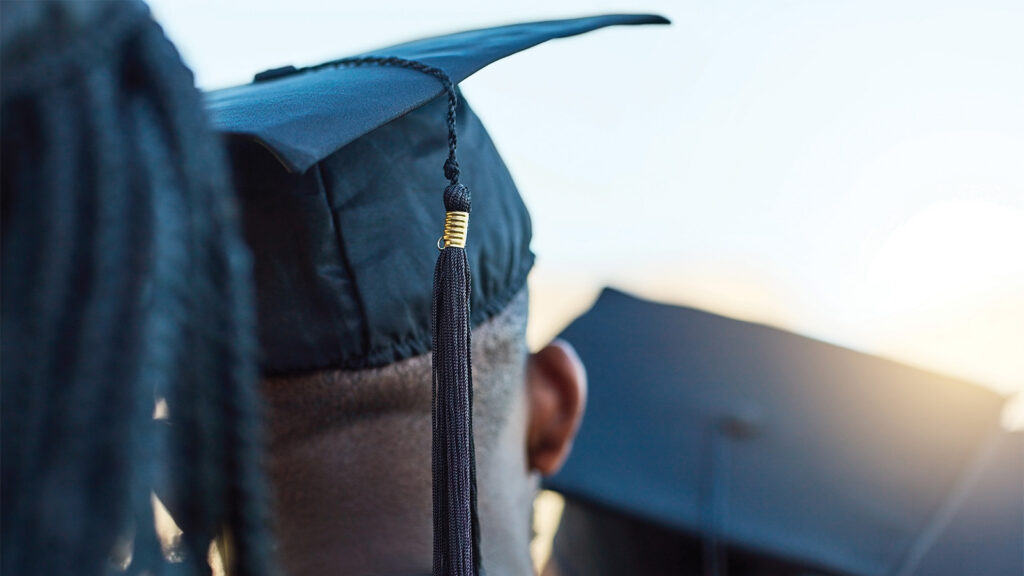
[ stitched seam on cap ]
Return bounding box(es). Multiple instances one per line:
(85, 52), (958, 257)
(317, 162), (372, 359)
(261, 253), (533, 376)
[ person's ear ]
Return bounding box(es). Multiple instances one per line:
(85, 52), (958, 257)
(526, 339), (587, 476)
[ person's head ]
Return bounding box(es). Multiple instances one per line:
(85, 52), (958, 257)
(261, 289), (586, 575)
(216, 81), (589, 573)
(207, 15), (667, 575)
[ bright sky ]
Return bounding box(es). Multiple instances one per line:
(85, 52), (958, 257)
(149, 0), (1024, 404)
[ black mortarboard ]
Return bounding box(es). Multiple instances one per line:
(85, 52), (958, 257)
(205, 15), (669, 576)
(546, 288), (1019, 576)
(905, 428), (1023, 576)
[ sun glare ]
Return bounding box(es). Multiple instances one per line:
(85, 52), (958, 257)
(852, 200), (1024, 428)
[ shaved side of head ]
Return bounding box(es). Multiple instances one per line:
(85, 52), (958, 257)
(261, 289), (533, 576)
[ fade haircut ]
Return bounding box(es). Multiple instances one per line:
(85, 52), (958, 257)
(261, 288), (530, 458)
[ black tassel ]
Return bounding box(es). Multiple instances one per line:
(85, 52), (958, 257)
(432, 182), (479, 576)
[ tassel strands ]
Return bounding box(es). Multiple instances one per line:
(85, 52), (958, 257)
(432, 182), (480, 576)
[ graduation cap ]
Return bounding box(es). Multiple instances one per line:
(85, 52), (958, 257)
(900, 428), (1023, 576)
(545, 288), (1020, 576)
(204, 15), (669, 576)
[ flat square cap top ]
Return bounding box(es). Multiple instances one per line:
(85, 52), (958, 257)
(205, 14), (669, 173)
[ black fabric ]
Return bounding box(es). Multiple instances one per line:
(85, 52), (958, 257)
(212, 14), (671, 374)
(550, 497), (848, 576)
(206, 14), (670, 174)
(227, 94), (532, 374)
(546, 288), (1011, 576)
(905, 430), (1023, 576)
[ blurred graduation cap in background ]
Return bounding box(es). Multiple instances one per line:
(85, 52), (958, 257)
(545, 288), (1023, 576)
(203, 15), (668, 575)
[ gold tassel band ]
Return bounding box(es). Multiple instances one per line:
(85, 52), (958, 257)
(439, 211), (469, 249)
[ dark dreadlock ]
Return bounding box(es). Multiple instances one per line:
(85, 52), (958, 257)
(1, 2), (274, 575)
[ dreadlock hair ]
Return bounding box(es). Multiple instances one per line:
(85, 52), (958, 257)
(1, 2), (275, 575)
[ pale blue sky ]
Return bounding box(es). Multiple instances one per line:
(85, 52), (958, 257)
(149, 0), (1023, 401)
